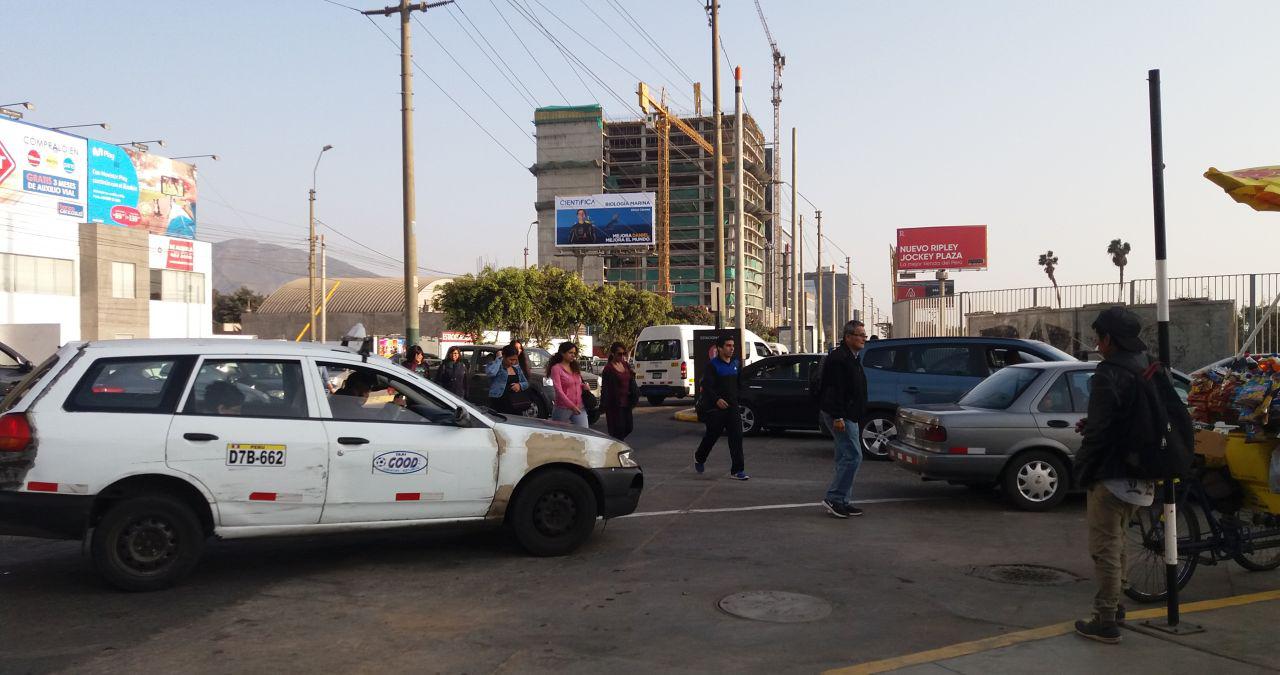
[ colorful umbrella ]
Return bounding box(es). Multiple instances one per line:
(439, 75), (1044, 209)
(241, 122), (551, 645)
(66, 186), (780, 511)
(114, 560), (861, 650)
(1204, 165), (1280, 212)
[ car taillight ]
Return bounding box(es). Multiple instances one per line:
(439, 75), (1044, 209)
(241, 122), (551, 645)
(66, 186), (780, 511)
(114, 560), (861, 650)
(0, 413), (33, 453)
(922, 424), (947, 443)
(680, 361), (688, 379)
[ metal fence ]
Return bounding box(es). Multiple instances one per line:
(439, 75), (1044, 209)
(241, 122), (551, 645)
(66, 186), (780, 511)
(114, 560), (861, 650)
(893, 273), (1280, 355)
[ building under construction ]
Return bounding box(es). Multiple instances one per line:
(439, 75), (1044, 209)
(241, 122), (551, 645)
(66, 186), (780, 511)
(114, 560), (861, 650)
(532, 104), (784, 324)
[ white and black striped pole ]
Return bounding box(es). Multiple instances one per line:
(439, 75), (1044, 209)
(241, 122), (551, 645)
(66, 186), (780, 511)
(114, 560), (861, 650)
(1148, 68), (1181, 629)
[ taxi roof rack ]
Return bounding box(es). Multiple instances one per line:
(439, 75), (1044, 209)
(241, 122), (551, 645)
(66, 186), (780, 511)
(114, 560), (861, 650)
(339, 323), (374, 363)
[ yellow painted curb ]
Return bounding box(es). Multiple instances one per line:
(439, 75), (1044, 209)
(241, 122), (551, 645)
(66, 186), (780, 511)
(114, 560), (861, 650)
(824, 589), (1280, 675)
(674, 408), (699, 422)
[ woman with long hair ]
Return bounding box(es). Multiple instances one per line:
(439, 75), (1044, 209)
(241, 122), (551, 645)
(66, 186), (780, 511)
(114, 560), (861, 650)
(508, 339), (532, 379)
(600, 341), (639, 440)
(547, 342), (589, 428)
(433, 346), (468, 397)
(485, 344), (531, 414)
(401, 345), (429, 379)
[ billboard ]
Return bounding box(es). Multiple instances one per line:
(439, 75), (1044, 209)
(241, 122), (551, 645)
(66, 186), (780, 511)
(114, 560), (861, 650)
(894, 280), (955, 302)
(87, 140), (141, 227)
(125, 148), (197, 238)
(895, 225), (987, 271)
(555, 193), (655, 248)
(0, 118), (87, 221)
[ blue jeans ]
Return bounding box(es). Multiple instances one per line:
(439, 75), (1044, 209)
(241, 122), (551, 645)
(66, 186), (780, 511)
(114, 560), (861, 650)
(821, 412), (862, 505)
(553, 406), (589, 428)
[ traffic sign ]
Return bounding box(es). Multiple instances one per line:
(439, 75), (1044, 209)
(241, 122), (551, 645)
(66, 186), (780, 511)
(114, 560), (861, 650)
(0, 139), (15, 185)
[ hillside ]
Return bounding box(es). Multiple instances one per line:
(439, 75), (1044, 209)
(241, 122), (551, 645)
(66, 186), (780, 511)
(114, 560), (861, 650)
(211, 238), (379, 295)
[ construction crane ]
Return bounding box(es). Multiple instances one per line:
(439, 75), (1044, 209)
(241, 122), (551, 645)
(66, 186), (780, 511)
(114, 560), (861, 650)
(754, 0), (785, 323)
(638, 81), (729, 296)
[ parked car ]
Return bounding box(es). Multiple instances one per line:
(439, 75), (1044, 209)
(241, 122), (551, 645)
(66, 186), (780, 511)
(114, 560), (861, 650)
(733, 337), (1078, 458)
(0, 341), (34, 397)
(0, 336), (641, 591)
(633, 324), (771, 406)
(886, 361), (1190, 511)
(451, 345), (601, 424)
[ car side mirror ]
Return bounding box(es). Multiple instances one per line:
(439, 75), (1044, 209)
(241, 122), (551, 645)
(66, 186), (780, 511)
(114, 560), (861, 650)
(453, 406), (472, 428)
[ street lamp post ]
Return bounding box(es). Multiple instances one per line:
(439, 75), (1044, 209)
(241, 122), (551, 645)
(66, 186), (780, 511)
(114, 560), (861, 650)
(0, 101), (34, 120)
(309, 144), (334, 342)
(113, 140), (166, 152)
(51, 122), (110, 132)
(171, 154), (220, 162)
(524, 220), (537, 269)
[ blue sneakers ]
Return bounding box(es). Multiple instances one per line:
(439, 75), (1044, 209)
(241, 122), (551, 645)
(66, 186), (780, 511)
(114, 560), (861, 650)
(694, 461), (705, 474)
(729, 471), (750, 481)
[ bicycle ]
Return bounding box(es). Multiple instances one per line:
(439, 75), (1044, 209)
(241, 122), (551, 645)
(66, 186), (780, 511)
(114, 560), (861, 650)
(1124, 467), (1280, 603)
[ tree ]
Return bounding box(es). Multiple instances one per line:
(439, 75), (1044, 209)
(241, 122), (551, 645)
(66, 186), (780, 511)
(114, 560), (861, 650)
(747, 312), (777, 342)
(524, 265), (594, 346)
(668, 304), (713, 325)
(592, 283), (672, 349)
(1107, 239), (1131, 302)
(1038, 251), (1062, 308)
(435, 268), (530, 342)
(213, 286), (265, 324)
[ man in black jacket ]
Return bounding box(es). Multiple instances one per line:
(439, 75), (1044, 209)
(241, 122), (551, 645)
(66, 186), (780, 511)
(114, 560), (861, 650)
(818, 320), (869, 518)
(694, 334), (748, 480)
(1073, 307), (1156, 644)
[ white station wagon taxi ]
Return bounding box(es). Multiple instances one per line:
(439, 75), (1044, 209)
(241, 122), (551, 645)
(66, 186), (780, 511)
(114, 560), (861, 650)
(0, 331), (643, 591)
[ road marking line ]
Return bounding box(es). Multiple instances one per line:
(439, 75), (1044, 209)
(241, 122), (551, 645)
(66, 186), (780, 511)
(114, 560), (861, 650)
(620, 497), (938, 519)
(824, 589), (1280, 675)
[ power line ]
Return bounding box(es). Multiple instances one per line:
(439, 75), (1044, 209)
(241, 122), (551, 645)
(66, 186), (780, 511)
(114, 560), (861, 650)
(413, 15), (535, 140)
(359, 13), (530, 170)
(444, 3), (540, 109)
(565, 0), (698, 113)
(609, 0), (700, 94)
(504, 0), (600, 105)
(485, 0), (570, 104)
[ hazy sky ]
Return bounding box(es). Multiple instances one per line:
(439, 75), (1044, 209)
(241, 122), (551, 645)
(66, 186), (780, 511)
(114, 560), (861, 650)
(7, 0), (1278, 310)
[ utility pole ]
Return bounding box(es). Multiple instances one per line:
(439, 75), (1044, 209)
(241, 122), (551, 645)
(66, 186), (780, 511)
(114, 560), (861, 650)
(861, 283), (866, 323)
(815, 210), (823, 351)
(789, 127), (799, 352)
(734, 66), (746, 333)
(320, 234), (328, 343)
(308, 144), (333, 342)
(709, 0), (726, 328)
(363, 0), (453, 346)
(845, 256), (852, 330)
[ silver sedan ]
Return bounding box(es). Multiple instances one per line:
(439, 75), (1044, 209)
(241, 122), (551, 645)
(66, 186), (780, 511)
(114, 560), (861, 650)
(887, 361), (1188, 511)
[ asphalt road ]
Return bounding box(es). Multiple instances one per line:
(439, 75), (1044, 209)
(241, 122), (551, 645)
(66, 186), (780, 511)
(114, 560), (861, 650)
(2, 404), (1275, 674)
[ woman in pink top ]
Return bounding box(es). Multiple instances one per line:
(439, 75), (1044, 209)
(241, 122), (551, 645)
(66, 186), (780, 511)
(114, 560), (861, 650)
(547, 342), (590, 428)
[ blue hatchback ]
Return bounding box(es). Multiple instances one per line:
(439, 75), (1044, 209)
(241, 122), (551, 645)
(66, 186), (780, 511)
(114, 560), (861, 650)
(734, 337), (1076, 459)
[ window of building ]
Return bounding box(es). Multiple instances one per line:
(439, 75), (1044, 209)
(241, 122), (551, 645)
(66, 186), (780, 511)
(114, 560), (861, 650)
(149, 269), (205, 303)
(0, 252), (75, 296)
(111, 261), (135, 299)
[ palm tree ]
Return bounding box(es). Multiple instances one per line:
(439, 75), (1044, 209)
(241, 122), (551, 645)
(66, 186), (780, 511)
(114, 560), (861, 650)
(1107, 239), (1131, 302)
(1038, 251), (1062, 308)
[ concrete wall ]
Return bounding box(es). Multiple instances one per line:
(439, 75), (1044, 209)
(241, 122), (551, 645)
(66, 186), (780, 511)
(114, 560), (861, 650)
(241, 310), (447, 345)
(79, 222), (149, 340)
(0, 216), (80, 343)
(0, 324), (62, 363)
(148, 235), (213, 339)
(533, 108), (605, 285)
(965, 299), (1237, 371)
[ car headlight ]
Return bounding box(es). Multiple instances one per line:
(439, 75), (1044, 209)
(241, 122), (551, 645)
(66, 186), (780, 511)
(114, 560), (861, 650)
(618, 450), (638, 468)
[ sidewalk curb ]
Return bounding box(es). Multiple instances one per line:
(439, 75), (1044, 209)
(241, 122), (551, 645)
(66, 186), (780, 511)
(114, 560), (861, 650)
(673, 408), (699, 423)
(824, 589), (1280, 674)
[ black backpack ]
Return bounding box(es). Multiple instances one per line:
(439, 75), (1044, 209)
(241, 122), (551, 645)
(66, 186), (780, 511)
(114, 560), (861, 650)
(1103, 359), (1194, 480)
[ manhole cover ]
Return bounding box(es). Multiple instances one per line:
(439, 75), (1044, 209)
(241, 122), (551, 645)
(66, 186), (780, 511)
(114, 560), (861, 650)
(718, 591), (832, 623)
(968, 564), (1083, 586)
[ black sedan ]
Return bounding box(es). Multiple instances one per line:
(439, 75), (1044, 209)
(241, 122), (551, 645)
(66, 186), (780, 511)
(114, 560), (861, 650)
(737, 354), (823, 437)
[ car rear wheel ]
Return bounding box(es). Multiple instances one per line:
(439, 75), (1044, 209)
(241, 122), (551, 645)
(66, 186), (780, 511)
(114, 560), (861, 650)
(509, 470), (599, 556)
(739, 402), (760, 436)
(860, 412), (896, 460)
(647, 395), (666, 406)
(90, 494), (205, 592)
(526, 391), (550, 419)
(1001, 450), (1068, 511)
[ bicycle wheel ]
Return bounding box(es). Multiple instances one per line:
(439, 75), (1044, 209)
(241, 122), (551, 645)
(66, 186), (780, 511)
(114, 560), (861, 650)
(1123, 500), (1200, 603)
(1229, 507), (1280, 572)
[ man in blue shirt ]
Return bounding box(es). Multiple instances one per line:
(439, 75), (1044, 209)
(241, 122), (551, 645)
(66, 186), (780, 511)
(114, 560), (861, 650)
(694, 335), (748, 480)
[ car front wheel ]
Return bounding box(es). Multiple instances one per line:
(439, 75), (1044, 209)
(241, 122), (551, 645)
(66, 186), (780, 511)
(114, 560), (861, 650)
(739, 402), (760, 436)
(90, 494), (205, 592)
(509, 470), (599, 556)
(647, 395), (666, 406)
(1001, 450), (1068, 511)
(860, 412), (896, 460)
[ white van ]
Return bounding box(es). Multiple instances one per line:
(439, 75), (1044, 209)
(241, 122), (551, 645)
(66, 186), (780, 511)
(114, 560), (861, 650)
(632, 324), (771, 405)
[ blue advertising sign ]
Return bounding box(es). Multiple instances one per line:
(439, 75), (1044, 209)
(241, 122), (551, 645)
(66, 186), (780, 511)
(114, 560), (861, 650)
(86, 140), (142, 227)
(554, 193), (655, 248)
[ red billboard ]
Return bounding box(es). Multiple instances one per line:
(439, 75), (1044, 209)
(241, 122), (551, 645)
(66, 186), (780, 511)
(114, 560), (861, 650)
(895, 225), (988, 271)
